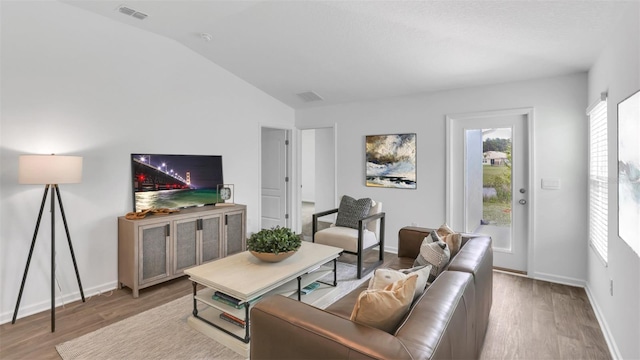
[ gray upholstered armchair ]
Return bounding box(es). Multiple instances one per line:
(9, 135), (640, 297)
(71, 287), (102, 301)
(312, 196), (385, 278)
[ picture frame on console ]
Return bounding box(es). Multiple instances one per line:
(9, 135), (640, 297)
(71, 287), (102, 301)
(216, 183), (235, 206)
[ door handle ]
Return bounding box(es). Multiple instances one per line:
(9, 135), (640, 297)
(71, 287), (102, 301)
(519, 199), (527, 205)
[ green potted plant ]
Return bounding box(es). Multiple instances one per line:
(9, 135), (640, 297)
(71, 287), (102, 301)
(247, 226), (302, 262)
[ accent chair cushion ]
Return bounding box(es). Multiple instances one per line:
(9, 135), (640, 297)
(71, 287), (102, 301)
(350, 274), (418, 333)
(335, 196), (372, 229)
(368, 265), (432, 302)
(414, 231), (451, 283)
(314, 226), (378, 253)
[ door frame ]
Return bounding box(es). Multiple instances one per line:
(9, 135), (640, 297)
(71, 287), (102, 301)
(259, 124), (293, 230)
(446, 108), (535, 275)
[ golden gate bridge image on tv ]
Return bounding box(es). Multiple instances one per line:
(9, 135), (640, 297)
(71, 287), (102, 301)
(132, 157), (191, 191)
(130, 154), (224, 212)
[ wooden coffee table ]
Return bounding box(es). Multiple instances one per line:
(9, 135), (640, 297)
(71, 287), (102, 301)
(184, 241), (343, 357)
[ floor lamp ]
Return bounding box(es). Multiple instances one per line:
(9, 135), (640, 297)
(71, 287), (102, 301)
(12, 154), (86, 332)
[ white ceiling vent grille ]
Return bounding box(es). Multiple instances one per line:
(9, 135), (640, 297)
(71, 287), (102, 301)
(117, 5), (148, 20)
(296, 91), (324, 102)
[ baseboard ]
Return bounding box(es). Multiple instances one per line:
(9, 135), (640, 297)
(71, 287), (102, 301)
(531, 271), (586, 287)
(584, 284), (622, 360)
(383, 246), (398, 254)
(0, 281), (118, 325)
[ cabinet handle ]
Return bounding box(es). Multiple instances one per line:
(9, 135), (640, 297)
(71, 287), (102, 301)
(225, 214), (228, 225)
(165, 224), (170, 236)
(197, 219), (203, 231)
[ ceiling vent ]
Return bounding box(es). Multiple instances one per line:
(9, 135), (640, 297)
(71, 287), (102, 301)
(296, 91), (324, 102)
(117, 5), (148, 20)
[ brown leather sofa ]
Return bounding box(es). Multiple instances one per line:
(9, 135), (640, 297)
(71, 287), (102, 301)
(250, 226), (493, 360)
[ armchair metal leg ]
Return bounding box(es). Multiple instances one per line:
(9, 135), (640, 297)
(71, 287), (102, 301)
(357, 228), (363, 279)
(312, 214), (317, 242)
(379, 215), (385, 262)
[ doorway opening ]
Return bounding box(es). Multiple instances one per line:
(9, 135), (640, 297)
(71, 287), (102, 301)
(299, 127), (336, 241)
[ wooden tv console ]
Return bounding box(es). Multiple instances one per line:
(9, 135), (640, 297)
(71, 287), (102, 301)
(117, 204), (246, 297)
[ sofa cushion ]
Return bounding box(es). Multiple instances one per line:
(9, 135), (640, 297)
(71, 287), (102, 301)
(324, 281), (369, 319)
(414, 232), (451, 282)
(350, 274), (418, 333)
(368, 266), (431, 302)
(335, 196), (372, 229)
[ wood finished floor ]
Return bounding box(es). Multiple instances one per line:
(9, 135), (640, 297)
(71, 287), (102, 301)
(1, 254), (611, 360)
(480, 271), (611, 360)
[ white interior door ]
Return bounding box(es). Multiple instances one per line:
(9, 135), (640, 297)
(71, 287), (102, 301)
(261, 128), (288, 229)
(447, 109), (532, 273)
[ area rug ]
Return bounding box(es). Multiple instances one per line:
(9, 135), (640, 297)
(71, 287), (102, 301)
(56, 262), (371, 360)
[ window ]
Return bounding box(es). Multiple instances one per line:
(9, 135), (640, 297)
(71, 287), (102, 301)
(588, 94), (608, 263)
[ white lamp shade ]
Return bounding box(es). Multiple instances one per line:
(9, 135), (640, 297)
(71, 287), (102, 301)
(19, 155), (83, 184)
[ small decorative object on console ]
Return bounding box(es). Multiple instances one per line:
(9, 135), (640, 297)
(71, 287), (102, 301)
(124, 208), (179, 220)
(247, 226), (302, 262)
(216, 184), (234, 205)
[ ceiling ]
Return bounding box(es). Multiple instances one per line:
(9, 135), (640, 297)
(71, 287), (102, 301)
(62, 1), (634, 109)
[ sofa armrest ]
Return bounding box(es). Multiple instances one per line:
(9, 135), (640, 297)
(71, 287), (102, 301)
(447, 235), (493, 354)
(398, 226), (433, 258)
(395, 271), (476, 360)
(250, 295), (412, 360)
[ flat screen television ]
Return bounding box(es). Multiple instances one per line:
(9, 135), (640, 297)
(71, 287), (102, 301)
(130, 154), (224, 212)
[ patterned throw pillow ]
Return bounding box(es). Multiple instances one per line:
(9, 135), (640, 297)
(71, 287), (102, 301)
(413, 231), (451, 283)
(335, 196), (372, 229)
(436, 223), (462, 257)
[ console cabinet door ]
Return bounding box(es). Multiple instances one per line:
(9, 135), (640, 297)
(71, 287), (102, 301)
(225, 210), (246, 256)
(200, 214), (223, 264)
(174, 218), (198, 274)
(119, 204), (246, 298)
(138, 222), (170, 285)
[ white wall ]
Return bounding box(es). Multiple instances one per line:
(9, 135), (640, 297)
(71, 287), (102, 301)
(297, 72), (588, 283)
(0, 1), (293, 323)
(301, 130), (315, 202)
(586, 4), (640, 359)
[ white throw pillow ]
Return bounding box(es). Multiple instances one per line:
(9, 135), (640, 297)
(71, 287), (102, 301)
(368, 265), (432, 302)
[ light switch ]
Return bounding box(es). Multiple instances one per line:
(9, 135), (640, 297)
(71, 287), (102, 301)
(541, 178), (561, 190)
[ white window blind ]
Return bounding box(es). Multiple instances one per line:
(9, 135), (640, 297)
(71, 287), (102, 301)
(588, 96), (608, 263)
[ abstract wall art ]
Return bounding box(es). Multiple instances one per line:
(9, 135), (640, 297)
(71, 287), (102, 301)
(618, 89), (640, 256)
(365, 133), (416, 189)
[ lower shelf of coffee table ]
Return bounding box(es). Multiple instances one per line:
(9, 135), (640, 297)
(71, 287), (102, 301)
(189, 262), (339, 357)
(187, 309), (251, 358)
(190, 282), (339, 358)
(194, 264), (335, 314)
